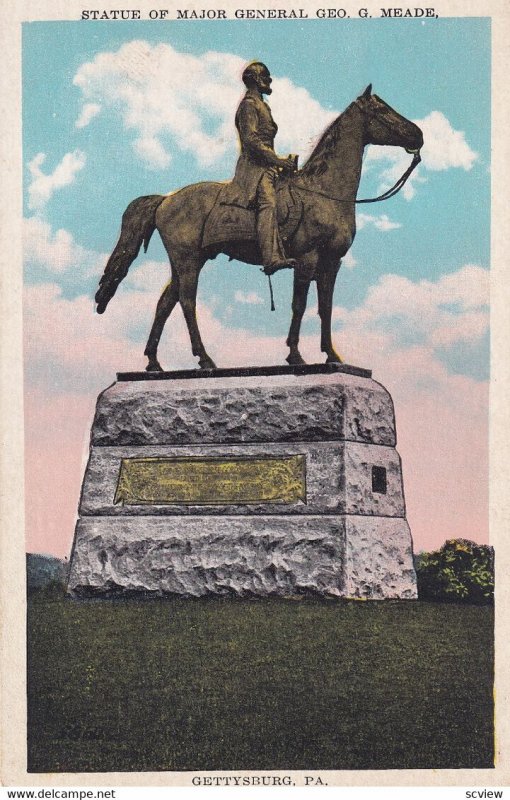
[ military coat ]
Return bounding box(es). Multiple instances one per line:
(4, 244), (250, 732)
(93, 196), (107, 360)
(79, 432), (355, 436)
(221, 88), (282, 208)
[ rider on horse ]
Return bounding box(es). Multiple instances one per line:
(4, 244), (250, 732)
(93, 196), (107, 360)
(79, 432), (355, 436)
(221, 62), (298, 276)
(95, 82), (423, 371)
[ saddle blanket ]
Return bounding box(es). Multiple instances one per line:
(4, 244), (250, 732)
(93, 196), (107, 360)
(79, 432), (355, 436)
(202, 184), (303, 249)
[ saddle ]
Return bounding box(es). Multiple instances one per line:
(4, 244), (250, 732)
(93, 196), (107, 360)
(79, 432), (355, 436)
(202, 182), (304, 250)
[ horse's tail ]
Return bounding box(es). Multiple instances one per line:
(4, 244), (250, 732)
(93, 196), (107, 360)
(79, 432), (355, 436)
(95, 194), (165, 314)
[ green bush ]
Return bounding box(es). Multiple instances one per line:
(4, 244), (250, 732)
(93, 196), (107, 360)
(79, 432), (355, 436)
(415, 539), (494, 604)
(26, 553), (68, 593)
(27, 578), (67, 598)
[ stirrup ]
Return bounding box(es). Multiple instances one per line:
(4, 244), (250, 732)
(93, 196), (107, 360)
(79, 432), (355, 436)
(261, 259), (297, 276)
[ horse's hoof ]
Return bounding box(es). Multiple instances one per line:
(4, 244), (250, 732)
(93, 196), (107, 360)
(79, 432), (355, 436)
(286, 353), (307, 366)
(325, 354), (344, 365)
(199, 357), (217, 370)
(96, 300), (107, 314)
(146, 359), (163, 372)
(95, 286), (112, 314)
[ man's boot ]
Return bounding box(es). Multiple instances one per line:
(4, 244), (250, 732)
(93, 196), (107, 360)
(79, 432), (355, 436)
(257, 201), (296, 275)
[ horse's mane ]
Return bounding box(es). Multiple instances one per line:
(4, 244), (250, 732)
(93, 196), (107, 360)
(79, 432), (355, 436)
(300, 101), (358, 178)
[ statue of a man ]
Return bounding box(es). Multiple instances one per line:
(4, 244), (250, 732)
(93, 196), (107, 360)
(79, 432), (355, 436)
(223, 62), (298, 275)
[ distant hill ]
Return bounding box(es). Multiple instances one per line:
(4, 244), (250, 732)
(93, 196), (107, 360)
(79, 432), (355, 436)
(26, 553), (68, 590)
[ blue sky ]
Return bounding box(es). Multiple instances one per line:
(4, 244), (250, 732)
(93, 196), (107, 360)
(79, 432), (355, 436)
(23, 18), (490, 555)
(23, 19), (490, 310)
(23, 18), (490, 377)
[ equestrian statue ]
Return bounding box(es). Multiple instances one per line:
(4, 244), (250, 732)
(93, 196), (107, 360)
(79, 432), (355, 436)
(95, 64), (423, 371)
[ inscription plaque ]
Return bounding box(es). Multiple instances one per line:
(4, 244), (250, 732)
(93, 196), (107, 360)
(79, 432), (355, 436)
(114, 455), (306, 506)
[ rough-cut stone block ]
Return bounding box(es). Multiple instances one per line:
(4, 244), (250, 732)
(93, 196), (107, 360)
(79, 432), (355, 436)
(79, 442), (342, 516)
(344, 441), (405, 517)
(68, 516), (346, 597)
(68, 514), (416, 599)
(91, 372), (396, 447)
(343, 517), (417, 599)
(69, 369), (417, 599)
(78, 441), (405, 518)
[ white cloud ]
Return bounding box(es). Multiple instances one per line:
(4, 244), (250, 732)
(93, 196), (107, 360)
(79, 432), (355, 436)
(73, 41), (241, 170)
(419, 111), (478, 171)
(342, 251), (357, 270)
(28, 150), (86, 210)
(133, 136), (172, 169)
(357, 213), (402, 232)
(74, 43), (478, 209)
(24, 216), (105, 277)
(268, 76), (336, 157)
(365, 110), (478, 200)
(331, 264), (489, 352)
(123, 259), (171, 294)
(73, 41), (336, 172)
(75, 102), (101, 129)
(24, 217), (170, 289)
(234, 290), (264, 305)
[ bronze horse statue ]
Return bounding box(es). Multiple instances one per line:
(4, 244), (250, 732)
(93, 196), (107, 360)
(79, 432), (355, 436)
(95, 85), (423, 370)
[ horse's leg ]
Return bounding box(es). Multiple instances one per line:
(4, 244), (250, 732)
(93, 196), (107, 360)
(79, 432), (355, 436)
(285, 254), (318, 365)
(286, 274), (311, 365)
(317, 258), (343, 364)
(144, 275), (180, 371)
(177, 261), (217, 370)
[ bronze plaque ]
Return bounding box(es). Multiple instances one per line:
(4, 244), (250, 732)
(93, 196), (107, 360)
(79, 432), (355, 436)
(114, 455), (306, 506)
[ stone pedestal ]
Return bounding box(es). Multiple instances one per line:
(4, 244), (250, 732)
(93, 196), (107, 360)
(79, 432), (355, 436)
(68, 365), (417, 599)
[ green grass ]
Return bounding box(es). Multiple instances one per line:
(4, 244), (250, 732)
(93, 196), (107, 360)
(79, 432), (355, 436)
(27, 594), (494, 772)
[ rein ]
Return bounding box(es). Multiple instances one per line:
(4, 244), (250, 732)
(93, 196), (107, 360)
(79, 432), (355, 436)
(292, 151), (421, 205)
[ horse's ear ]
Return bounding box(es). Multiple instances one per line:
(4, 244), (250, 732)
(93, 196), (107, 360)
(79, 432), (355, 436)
(363, 84), (372, 99)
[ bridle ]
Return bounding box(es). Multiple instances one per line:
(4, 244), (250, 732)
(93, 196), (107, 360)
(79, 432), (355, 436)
(292, 96), (422, 205)
(358, 150), (421, 204)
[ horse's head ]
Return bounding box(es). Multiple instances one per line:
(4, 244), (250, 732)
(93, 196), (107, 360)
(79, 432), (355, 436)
(356, 85), (423, 154)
